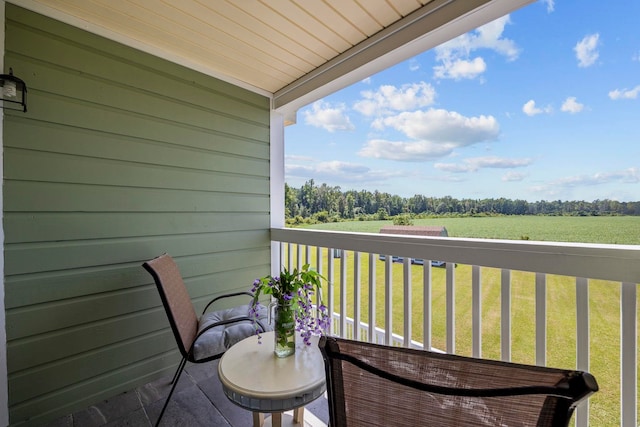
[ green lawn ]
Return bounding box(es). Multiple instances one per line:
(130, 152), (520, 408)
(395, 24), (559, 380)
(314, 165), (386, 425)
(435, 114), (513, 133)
(300, 215), (640, 245)
(290, 216), (640, 425)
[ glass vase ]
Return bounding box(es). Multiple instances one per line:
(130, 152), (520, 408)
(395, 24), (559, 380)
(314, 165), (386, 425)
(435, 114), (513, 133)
(272, 300), (296, 358)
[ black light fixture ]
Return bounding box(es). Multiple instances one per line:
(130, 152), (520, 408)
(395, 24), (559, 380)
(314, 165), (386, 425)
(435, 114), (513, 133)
(0, 68), (27, 112)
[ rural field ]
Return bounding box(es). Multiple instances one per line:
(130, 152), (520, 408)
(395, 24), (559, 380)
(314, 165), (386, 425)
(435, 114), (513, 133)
(300, 215), (640, 245)
(291, 216), (640, 425)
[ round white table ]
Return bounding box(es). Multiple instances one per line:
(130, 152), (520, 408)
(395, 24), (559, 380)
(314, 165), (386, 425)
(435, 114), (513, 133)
(218, 331), (326, 427)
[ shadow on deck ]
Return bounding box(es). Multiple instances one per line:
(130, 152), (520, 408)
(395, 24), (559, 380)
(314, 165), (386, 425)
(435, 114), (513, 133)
(43, 359), (330, 427)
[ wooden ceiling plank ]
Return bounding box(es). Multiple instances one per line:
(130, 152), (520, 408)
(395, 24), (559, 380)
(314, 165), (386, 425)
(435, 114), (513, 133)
(35, 0), (295, 90)
(27, 0), (513, 100)
(39, 0), (307, 79)
(275, 2), (353, 52)
(354, 0), (401, 27)
(172, 0), (320, 71)
(234, 0), (339, 62)
(210, 1), (329, 67)
(131, 2), (311, 78)
(295, 0), (364, 45)
(325, 0), (382, 37)
(388, 0), (431, 17)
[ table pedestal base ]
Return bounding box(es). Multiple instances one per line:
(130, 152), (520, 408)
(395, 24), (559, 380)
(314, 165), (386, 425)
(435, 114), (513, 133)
(253, 408), (324, 427)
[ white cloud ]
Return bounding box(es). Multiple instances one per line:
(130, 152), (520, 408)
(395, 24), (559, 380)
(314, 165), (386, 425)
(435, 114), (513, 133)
(435, 156), (533, 173)
(285, 160), (404, 183)
(316, 160), (369, 175)
(433, 57), (487, 80)
(359, 109), (500, 161)
(433, 15), (519, 80)
(574, 34), (600, 68)
(502, 171), (527, 182)
(437, 15), (520, 61)
(523, 97), (582, 116)
(285, 154), (314, 162)
(380, 109), (499, 143)
(354, 82), (436, 117)
(303, 100), (355, 132)
(522, 100), (539, 116)
(561, 96), (584, 113)
(542, 0), (555, 13)
(285, 163), (314, 176)
(530, 168), (640, 196)
(609, 85), (640, 100)
(359, 139), (455, 161)
(522, 99), (552, 116)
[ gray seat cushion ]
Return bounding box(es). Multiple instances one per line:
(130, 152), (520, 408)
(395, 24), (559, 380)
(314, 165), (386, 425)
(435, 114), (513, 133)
(192, 303), (271, 360)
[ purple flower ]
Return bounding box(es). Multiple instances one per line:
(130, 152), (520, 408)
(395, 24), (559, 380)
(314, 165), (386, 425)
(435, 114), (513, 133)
(248, 265), (331, 346)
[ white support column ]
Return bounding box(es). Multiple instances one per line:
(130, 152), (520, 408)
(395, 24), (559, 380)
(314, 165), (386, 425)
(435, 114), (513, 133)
(269, 111), (285, 277)
(353, 252), (361, 341)
(446, 262), (455, 353)
(500, 269), (511, 361)
(403, 258), (412, 348)
(423, 262), (432, 351)
(304, 244), (311, 265)
(472, 265), (481, 358)
(535, 272), (547, 366)
(384, 255), (393, 346)
(327, 249), (335, 336)
(621, 282), (637, 427)
(316, 247), (323, 276)
(296, 244), (302, 271)
(368, 253), (376, 343)
(575, 277), (590, 427)
(315, 246), (323, 309)
(0, 3), (9, 424)
(339, 250), (347, 337)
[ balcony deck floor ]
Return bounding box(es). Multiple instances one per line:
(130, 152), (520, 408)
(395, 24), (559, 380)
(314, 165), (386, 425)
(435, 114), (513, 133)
(42, 359), (330, 427)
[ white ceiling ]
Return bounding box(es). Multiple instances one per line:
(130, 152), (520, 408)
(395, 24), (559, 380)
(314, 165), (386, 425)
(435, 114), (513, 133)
(13, 0), (534, 114)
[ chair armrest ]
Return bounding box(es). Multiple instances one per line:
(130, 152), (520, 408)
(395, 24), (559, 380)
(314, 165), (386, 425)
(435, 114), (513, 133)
(201, 291), (254, 314)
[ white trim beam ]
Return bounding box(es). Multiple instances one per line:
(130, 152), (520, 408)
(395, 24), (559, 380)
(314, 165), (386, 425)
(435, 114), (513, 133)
(0, 1), (9, 424)
(274, 0), (535, 113)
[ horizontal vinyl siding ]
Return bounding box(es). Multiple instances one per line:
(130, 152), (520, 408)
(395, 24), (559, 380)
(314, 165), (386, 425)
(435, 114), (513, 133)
(3, 4), (271, 425)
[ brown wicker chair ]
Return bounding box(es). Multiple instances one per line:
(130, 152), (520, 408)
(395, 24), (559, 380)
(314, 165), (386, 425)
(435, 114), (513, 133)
(319, 336), (598, 427)
(143, 253), (270, 426)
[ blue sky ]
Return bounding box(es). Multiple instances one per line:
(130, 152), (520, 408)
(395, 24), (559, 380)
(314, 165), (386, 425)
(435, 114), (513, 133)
(284, 1), (640, 202)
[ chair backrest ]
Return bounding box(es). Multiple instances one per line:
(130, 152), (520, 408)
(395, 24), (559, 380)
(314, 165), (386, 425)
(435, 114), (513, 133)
(319, 336), (598, 427)
(143, 254), (198, 359)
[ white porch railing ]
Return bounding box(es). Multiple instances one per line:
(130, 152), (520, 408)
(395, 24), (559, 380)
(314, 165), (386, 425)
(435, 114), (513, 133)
(329, 312), (441, 352)
(270, 227), (640, 427)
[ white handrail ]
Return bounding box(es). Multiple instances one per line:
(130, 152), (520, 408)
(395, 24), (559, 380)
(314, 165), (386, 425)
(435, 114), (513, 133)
(273, 227), (640, 427)
(271, 227), (640, 283)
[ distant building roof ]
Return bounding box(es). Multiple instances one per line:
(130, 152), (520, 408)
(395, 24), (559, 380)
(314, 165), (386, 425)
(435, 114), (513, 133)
(379, 225), (448, 237)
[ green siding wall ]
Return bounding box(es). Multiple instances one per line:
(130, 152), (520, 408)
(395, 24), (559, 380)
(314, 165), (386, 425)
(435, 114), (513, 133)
(3, 4), (271, 425)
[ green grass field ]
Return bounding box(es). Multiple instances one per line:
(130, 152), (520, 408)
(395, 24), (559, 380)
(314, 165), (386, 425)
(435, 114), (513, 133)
(292, 216), (640, 425)
(300, 215), (640, 244)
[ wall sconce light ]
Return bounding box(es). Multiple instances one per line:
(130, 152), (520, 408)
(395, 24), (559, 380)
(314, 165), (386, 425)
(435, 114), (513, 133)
(0, 68), (27, 112)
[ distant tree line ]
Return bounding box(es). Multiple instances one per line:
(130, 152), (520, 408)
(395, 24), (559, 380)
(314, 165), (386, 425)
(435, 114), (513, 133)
(285, 179), (640, 224)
